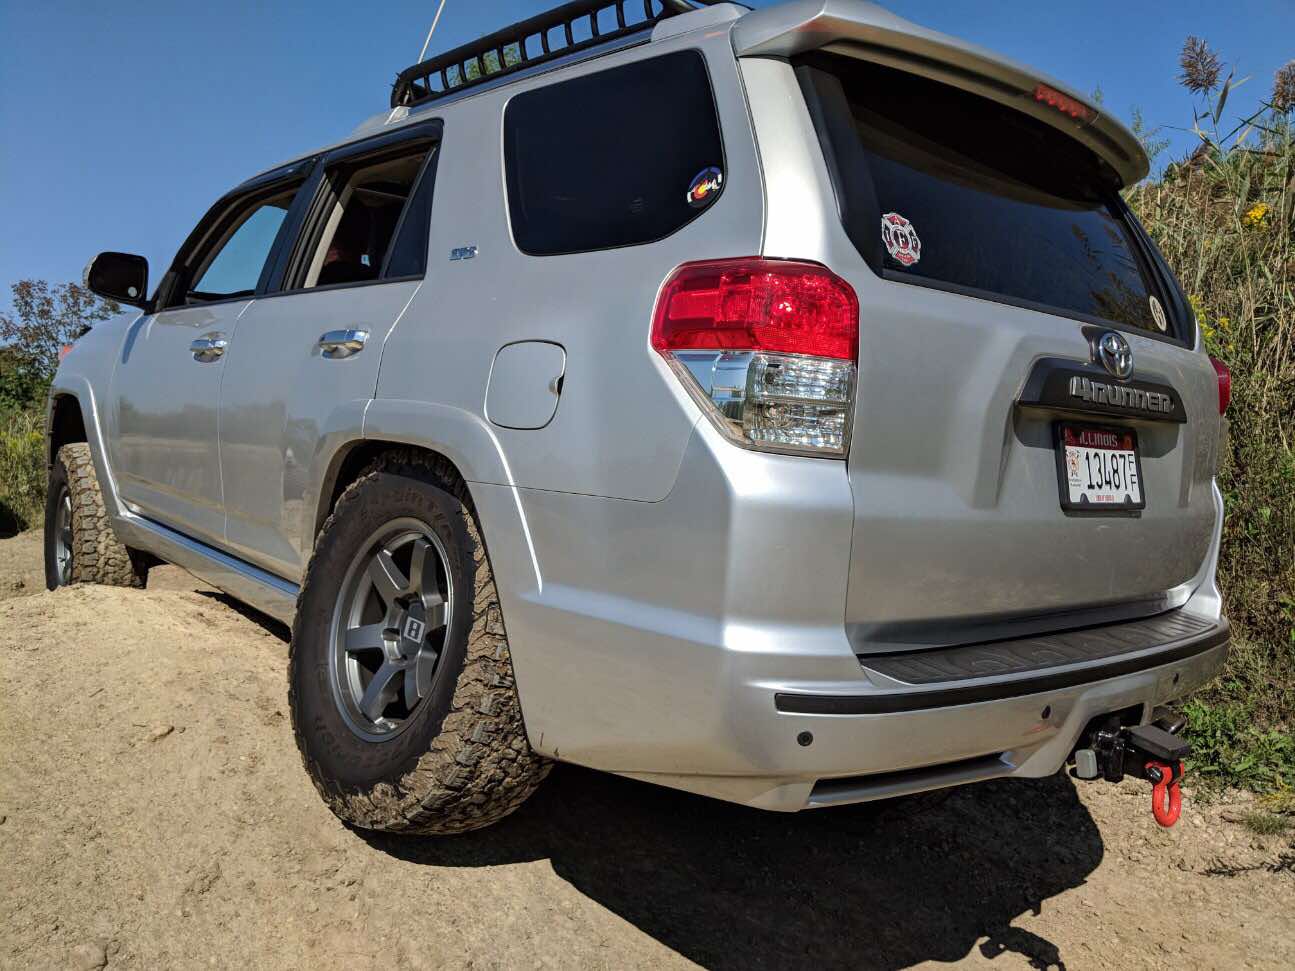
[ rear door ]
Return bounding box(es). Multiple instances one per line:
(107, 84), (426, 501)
(108, 170), (307, 546)
(216, 123), (441, 580)
(791, 54), (1222, 649)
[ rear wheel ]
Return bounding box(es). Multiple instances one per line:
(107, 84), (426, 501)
(44, 443), (147, 590)
(289, 452), (550, 834)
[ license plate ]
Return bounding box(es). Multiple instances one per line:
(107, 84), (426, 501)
(1055, 423), (1145, 511)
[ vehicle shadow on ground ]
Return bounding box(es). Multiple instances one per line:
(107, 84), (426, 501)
(196, 591), (291, 640)
(363, 765), (1102, 970)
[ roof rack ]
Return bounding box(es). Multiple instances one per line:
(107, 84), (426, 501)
(391, 0), (721, 109)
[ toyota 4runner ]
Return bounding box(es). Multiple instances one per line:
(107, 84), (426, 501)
(47, 0), (1231, 834)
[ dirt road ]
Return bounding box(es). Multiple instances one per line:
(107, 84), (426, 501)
(0, 532), (1291, 970)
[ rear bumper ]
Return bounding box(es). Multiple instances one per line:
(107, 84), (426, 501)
(623, 618), (1228, 812)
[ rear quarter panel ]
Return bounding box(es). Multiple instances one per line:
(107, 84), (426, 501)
(372, 27), (764, 502)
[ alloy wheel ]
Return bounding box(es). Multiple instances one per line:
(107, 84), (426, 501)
(328, 518), (455, 742)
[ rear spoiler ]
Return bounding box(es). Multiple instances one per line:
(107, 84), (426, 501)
(731, 0), (1149, 188)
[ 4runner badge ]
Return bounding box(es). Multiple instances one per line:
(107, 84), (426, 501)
(686, 167), (723, 208)
(881, 212), (921, 266)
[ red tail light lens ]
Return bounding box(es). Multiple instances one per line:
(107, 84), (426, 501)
(651, 258), (859, 362)
(1210, 356), (1231, 415)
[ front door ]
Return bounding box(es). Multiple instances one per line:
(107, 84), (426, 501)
(109, 176), (306, 546)
(217, 130), (440, 579)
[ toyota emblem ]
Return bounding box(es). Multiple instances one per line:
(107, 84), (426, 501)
(1097, 331), (1134, 380)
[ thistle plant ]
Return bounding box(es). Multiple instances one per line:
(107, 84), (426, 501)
(1180, 36), (1222, 93)
(1273, 61), (1295, 115)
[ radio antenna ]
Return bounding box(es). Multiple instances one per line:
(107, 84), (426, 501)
(417, 0), (449, 64)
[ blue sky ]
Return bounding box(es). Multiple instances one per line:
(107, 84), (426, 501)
(1, 0), (1291, 307)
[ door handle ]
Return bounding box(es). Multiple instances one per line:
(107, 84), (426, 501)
(189, 333), (227, 362)
(318, 329), (369, 359)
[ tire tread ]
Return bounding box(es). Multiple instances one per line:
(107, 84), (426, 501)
(289, 450), (550, 835)
(56, 443), (145, 588)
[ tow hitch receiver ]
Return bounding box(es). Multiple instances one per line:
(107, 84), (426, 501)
(1074, 721), (1190, 827)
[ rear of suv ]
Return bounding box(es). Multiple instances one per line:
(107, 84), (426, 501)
(48, 0), (1229, 833)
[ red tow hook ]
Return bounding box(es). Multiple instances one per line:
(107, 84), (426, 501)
(1145, 760), (1184, 827)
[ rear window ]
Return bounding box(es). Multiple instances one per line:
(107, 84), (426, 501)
(504, 50), (724, 256)
(797, 55), (1168, 336)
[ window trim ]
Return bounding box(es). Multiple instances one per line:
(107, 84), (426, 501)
(795, 57), (1192, 349)
(501, 47), (727, 258)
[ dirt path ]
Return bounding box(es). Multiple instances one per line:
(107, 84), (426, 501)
(0, 533), (1291, 970)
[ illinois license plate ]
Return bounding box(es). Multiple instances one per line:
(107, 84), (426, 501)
(1055, 423), (1145, 511)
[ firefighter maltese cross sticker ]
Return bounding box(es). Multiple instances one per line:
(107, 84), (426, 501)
(686, 167), (723, 209)
(1149, 295), (1168, 332)
(881, 212), (921, 266)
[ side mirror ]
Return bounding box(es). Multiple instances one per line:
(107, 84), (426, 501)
(84, 252), (149, 308)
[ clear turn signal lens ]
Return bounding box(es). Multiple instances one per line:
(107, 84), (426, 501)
(670, 350), (854, 456)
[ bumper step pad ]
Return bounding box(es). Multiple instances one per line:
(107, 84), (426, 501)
(776, 610), (1227, 715)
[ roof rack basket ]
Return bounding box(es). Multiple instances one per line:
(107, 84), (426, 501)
(391, 0), (720, 108)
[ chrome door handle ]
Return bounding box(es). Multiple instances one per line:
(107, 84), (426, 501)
(318, 329), (369, 359)
(189, 333), (228, 362)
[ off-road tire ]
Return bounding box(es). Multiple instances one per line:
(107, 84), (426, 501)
(45, 443), (147, 590)
(289, 451), (551, 835)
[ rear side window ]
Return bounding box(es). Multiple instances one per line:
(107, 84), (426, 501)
(798, 55), (1169, 336)
(300, 147), (433, 289)
(504, 50), (724, 256)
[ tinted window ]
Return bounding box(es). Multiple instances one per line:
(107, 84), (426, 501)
(800, 56), (1165, 334)
(384, 146), (439, 278)
(504, 50), (724, 255)
(190, 191), (295, 300)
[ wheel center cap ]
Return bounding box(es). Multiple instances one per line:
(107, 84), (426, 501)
(397, 604), (426, 658)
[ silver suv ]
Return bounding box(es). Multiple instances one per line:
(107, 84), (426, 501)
(47, 0), (1230, 834)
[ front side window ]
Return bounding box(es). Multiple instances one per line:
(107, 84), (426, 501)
(300, 148), (431, 289)
(503, 50), (724, 256)
(799, 55), (1169, 336)
(188, 189), (297, 302)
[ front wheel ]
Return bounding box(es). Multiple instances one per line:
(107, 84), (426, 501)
(289, 453), (550, 835)
(44, 443), (146, 590)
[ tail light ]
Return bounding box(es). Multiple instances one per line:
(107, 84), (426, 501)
(1210, 356), (1231, 415)
(651, 258), (858, 456)
(1032, 84), (1096, 123)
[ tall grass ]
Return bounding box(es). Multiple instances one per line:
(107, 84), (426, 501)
(1127, 80), (1295, 789)
(0, 407), (45, 534)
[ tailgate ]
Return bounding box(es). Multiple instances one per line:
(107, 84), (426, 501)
(736, 1), (1224, 650)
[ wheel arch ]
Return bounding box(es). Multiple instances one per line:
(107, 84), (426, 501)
(47, 392), (88, 467)
(312, 400), (516, 543)
(314, 439), (474, 539)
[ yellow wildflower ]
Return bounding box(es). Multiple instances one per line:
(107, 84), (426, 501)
(1243, 202), (1270, 227)
(1188, 294), (1208, 327)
